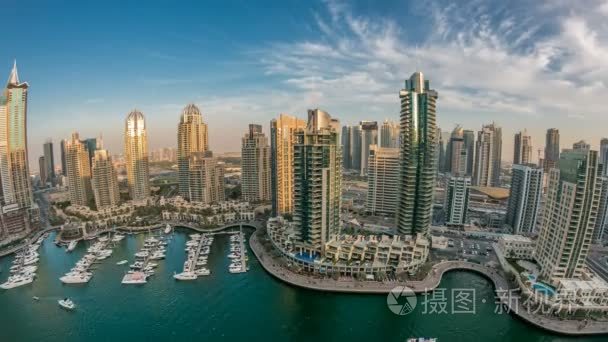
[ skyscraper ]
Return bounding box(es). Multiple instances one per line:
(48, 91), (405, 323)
(513, 130), (532, 165)
(505, 164), (543, 234)
(380, 119), (399, 148)
(43, 140), (55, 185)
(366, 145), (399, 216)
(91, 149), (120, 209)
(2, 61), (33, 209)
(359, 121), (378, 175)
(601, 138), (608, 177)
(293, 109), (341, 253)
(446, 126), (467, 177)
(65, 132), (93, 206)
(535, 150), (602, 283)
(473, 123), (501, 187)
(188, 151), (225, 204)
(60, 139), (67, 176)
(341, 126), (351, 169)
(124, 110), (150, 201)
(270, 114), (306, 216)
(82, 137), (98, 167)
(572, 140), (591, 153)
(444, 176), (471, 227)
(593, 177), (608, 244)
(463, 129), (475, 176)
(177, 104), (208, 200)
(396, 72), (438, 236)
(241, 124), (271, 202)
(38, 156), (47, 185)
(348, 125), (362, 171)
(544, 128), (560, 172)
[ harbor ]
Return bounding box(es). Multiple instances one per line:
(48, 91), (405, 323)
(227, 229), (248, 274)
(0, 232), (49, 289)
(173, 232), (213, 280)
(122, 233), (168, 285)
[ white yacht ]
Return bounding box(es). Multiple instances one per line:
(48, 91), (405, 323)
(58, 298), (76, 310)
(173, 272), (197, 281)
(195, 268), (210, 276)
(116, 260), (128, 265)
(134, 251), (149, 258)
(229, 265), (244, 273)
(164, 224), (172, 234)
(66, 240), (78, 252)
(121, 272), (147, 284)
(60, 272), (92, 284)
(111, 234), (125, 242)
(0, 275), (35, 289)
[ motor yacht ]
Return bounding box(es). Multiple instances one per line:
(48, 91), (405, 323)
(58, 298), (76, 310)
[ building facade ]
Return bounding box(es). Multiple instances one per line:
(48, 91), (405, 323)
(593, 177), (608, 244)
(505, 164), (543, 234)
(473, 123), (501, 187)
(380, 119), (399, 149)
(359, 121), (378, 176)
(463, 129), (475, 176)
(601, 138), (608, 177)
(124, 110), (150, 201)
(65, 132), (93, 206)
(293, 109), (341, 253)
(241, 124), (271, 202)
(43, 140), (55, 185)
(544, 128), (560, 172)
(444, 176), (471, 227)
(188, 152), (225, 204)
(535, 150), (602, 284)
(91, 149), (120, 209)
(270, 113), (306, 216)
(38, 156), (47, 185)
(177, 104), (208, 200)
(396, 72), (438, 236)
(366, 145), (399, 216)
(513, 129), (532, 165)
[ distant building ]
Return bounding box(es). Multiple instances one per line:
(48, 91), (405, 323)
(446, 126), (467, 177)
(366, 145), (399, 216)
(380, 119), (399, 148)
(60, 139), (67, 176)
(593, 177), (608, 244)
(65, 132), (93, 206)
(513, 129), (532, 165)
(124, 110), (150, 201)
(544, 128), (560, 172)
(572, 139), (590, 153)
(348, 125), (362, 171)
(601, 138), (608, 177)
(473, 123), (501, 187)
(91, 149), (120, 209)
(270, 114), (306, 216)
(444, 176), (471, 227)
(293, 109), (341, 253)
(396, 72), (438, 236)
(188, 151), (225, 204)
(359, 121), (378, 176)
(177, 104), (208, 200)
(463, 129), (475, 177)
(38, 156), (47, 185)
(535, 150), (602, 284)
(43, 139), (55, 185)
(505, 164), (543, 234)
(241, 124), (271, 202)
(341, 126), (351, 169)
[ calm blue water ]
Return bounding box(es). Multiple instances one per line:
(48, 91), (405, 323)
(0, 229), (604, 342)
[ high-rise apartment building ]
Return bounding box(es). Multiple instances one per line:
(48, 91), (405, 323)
(601, 138), (608, 177)
(380, 119), (399, 149)
(270, 114), (306, 216)
(572, 140), (591, 153)
(444, 176), (471, 227)
(463, 129), (475, 176)
(505, 164), (543, 234)
(544, 128), (560, 172)
(188, 151), (225, 204)
(341, 126), (351, 169)
(65, 132), (93, 206)
(535, 150), (602, 284)
(396, 72), (438, 236)
(348, 125), (362, 171)
(91, 149), (120, 209)
(177, 104), (208, 200)
(60, 139), (67, 176)
(513, 130), (532, 165)
(241, 124), (271, 202)
(43, 140), (55, 185)
(473, 123), (501, 187)
(593, 177), (608, 244)
(359, 121), (378, 176)
(366, 145), (399, 216)
(38, 156), (47, 185)
(446, 126), (467, 177)
(124, 110), (150, 201)
(293, 109), (341, 253)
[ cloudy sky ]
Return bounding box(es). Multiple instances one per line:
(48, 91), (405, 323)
(2, 0), (607, 167)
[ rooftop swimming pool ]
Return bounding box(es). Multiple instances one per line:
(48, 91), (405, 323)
(526, 274), (556, 297)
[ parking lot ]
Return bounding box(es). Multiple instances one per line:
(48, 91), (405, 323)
(430, 233), (499, 265)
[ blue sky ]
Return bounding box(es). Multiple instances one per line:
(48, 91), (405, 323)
(3, 0), (608, 167)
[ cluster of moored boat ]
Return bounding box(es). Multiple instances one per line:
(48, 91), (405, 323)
(121, 235), (167, 284)
(174, 233), (213, 280)
(228, 233), (247, 273)
(60, 233), (125, 284)
(0, 233), (48, 290)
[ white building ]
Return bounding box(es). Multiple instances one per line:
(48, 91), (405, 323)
(366, 145), (399, 216)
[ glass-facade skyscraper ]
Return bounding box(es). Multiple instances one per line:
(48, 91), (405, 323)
(396, 72), (438, 236)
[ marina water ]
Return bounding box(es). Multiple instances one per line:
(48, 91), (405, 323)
(0, 229), (604, 342)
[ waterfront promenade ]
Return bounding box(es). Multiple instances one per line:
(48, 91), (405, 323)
(0, 226), (60, 257)
(248, 229), (608, 336)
